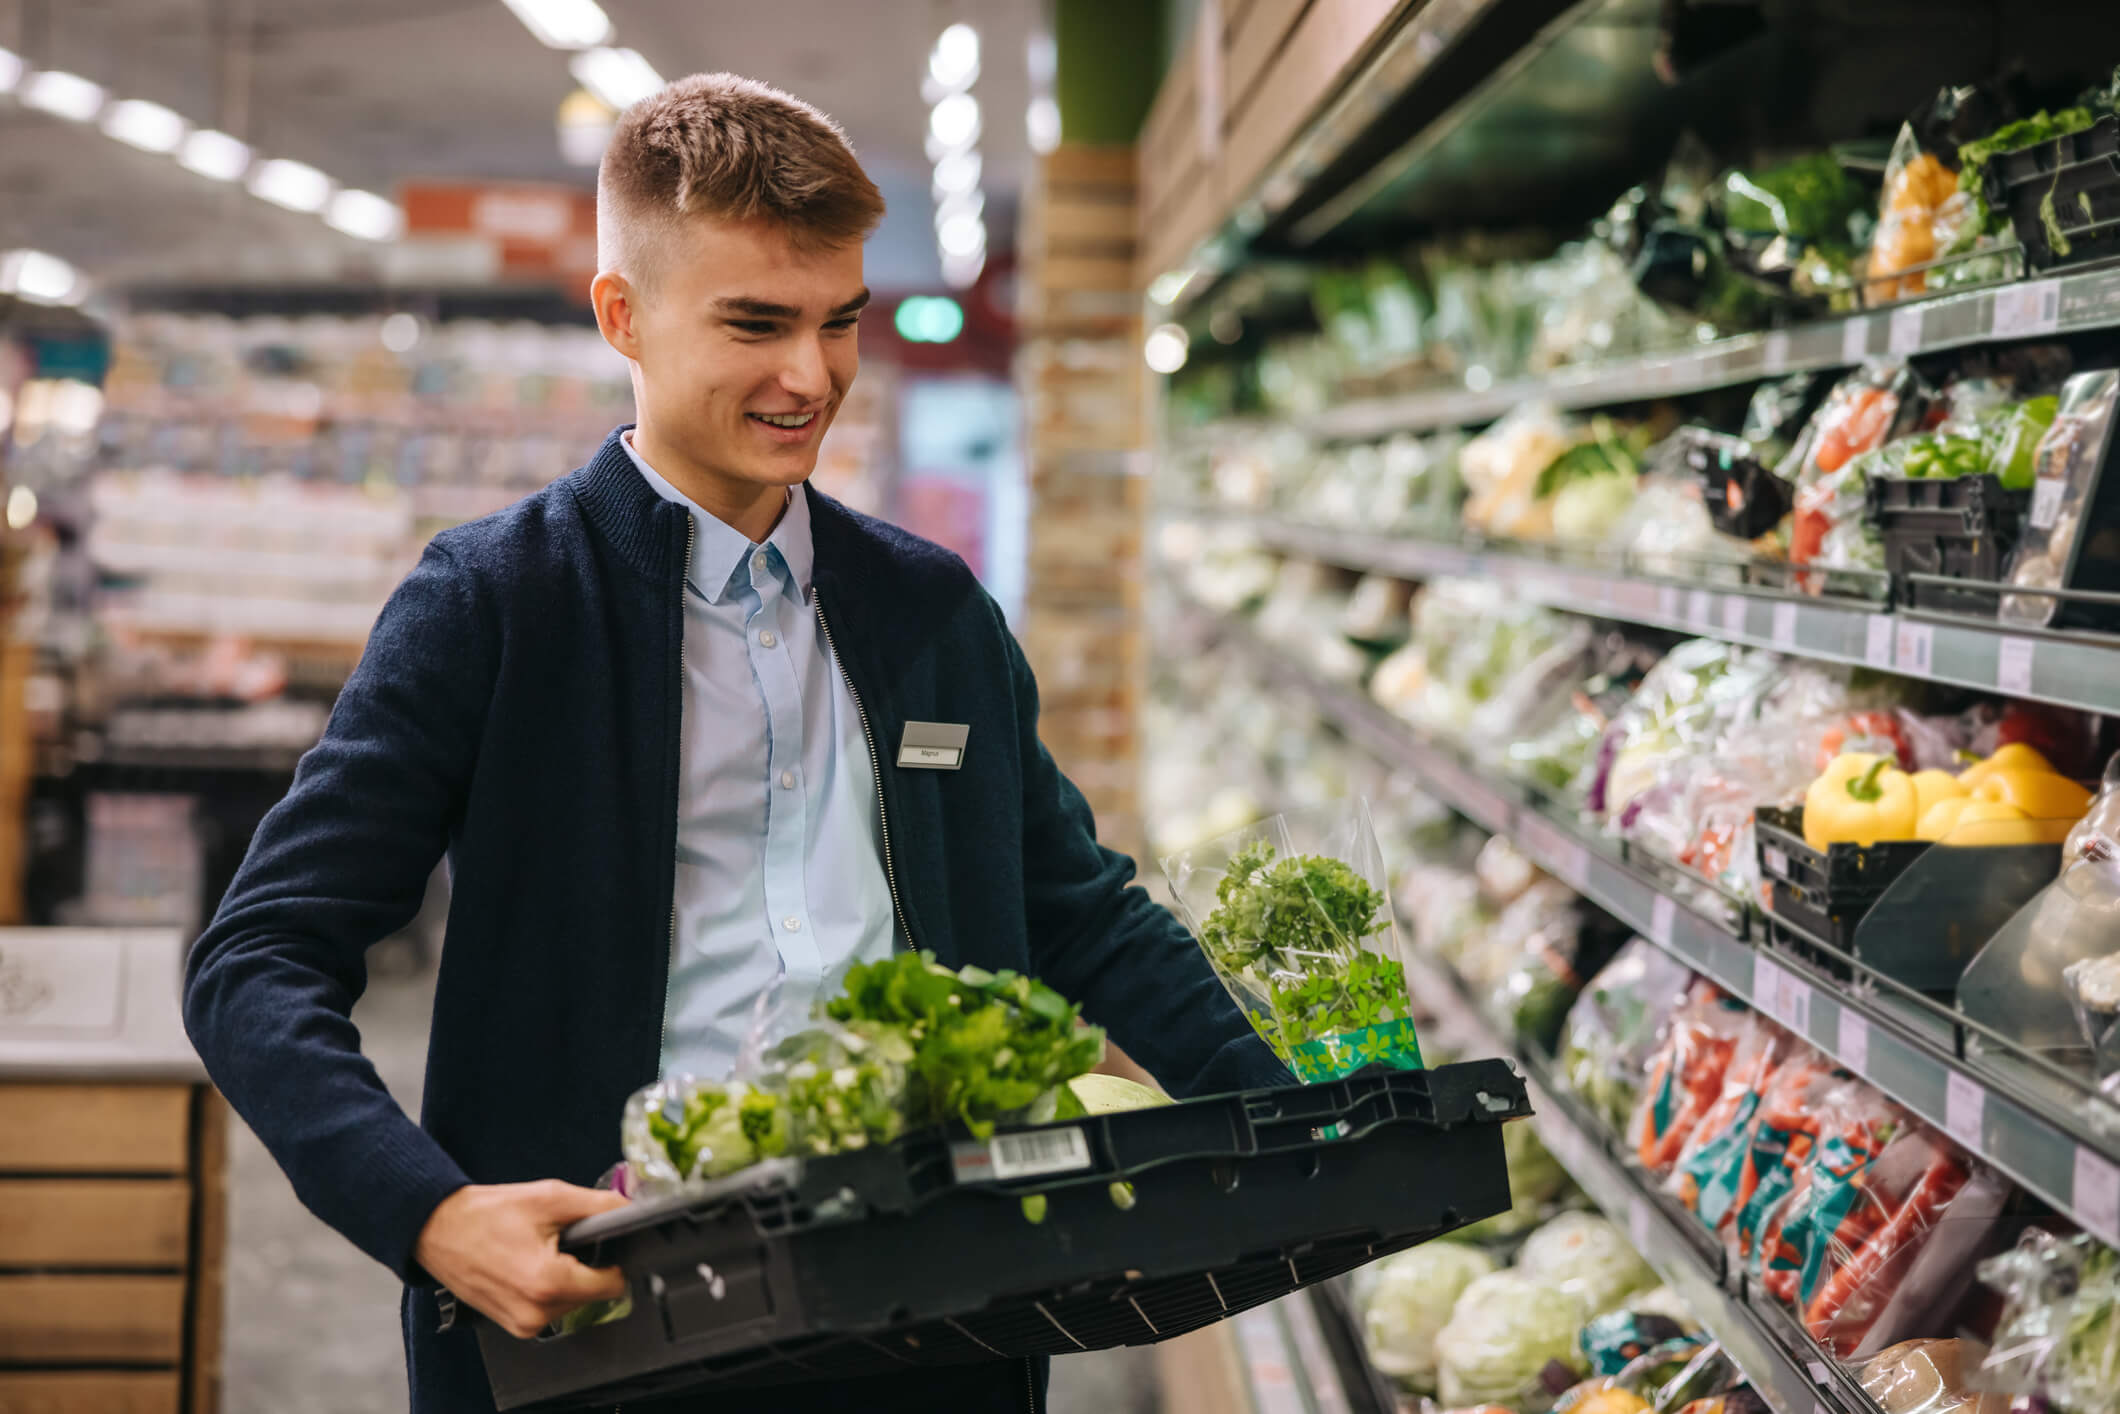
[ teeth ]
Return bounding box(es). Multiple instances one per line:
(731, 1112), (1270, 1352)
(754, 412), (814, 428)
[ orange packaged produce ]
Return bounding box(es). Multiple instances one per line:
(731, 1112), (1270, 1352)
(1631, 982), (1749, 1176)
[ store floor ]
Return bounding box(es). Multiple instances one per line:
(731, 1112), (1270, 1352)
(221, 953), (1161, 1414)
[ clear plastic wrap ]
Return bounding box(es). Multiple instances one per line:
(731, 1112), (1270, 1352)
(1461, 403), (1578, 540)
(1629, 981), (1749, 1177)
(1665, 1019), (1793, 1227)
(1434, 1270), (1592, 1413)
(1862, 1340), (2010, 1414)
(1557, 939), (1696, 1134)
(1162, 800), (1420, 1082)
(1974, 1231), (2120, 1414)
(1784, 362), (1935, 593)
(2003, 370), (2120, 628)
(1515, 1211), (1657, 1317)
(1358, 1241), (1498, 1391)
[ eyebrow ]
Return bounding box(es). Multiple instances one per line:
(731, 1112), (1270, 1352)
(714, 290), (871, 320)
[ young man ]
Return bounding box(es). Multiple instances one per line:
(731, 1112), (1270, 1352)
(183, 73), (1286, 1414)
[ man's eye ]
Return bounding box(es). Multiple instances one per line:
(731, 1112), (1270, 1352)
(826, 317), (860, 332)
(730, 321), (776, 335)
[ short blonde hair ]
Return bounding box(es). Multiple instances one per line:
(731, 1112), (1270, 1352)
(596, 72), (885, 280)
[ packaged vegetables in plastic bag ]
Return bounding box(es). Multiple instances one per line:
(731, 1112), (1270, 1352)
(1974, 1231), (2120, 1414)
(1435, 1270), (1591, 1413)
(1163, 801), (1421, 1082)
(2003, 369), (2120, 630)
(1632, 981), (1750, 1176)
(621, 952), (1108, 1194)
(1358, 1240), (1497, 1391)
(1784, 361), (1936, 592)
(1862, 1339), (2009, 1414)
(1515, 1212), (1658, 1317)
(1558, 939), (1696, 1133)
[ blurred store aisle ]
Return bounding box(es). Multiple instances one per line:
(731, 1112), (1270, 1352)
(219, 959), (1160, 1414)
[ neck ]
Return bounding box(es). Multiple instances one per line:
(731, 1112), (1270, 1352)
(631, 420), (792, 544)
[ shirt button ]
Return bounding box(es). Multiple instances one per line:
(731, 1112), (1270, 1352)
(780, 769), (796, 789)
(758, 629), (777, 648)
(752, 553), (768, 573)
(782, 917), (802, 933)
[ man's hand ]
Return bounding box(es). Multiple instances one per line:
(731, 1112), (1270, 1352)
(415, 1180), (631, 1339)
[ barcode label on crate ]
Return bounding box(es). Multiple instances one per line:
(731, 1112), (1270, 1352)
(1992, 279), (2063, 338)
(1945, 1072), (1986, 1151)
(1865, 614), (1896, 668)
(2075, 1147), (2120, 1246)
(1997, 637), (2036, 697)
(1895, 621), (1934, 675)
(1764, 846), (1790, 879)
(1842, 317), (1871, 363)
(2031, 477), (2067, 531)
(1889, 306), (1925, 355)
(952, 1126), (1094, 1184)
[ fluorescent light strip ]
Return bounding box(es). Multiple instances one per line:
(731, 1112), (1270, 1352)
(0, 47), (23, 94)
(20, 68), (106, 122)
(570, 46), (662, 110)
(1, 248), (82, 305)
(103, 98), (189, 154)
(500, 0), (612, 49)
(249, 157), (334, 213)
(326, 189), (404, 242)
(177, 127), (252, 181)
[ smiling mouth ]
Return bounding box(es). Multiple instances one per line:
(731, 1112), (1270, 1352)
(749, 412), (817, 428)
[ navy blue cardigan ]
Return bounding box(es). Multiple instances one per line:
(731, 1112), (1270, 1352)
(183, 429), (1285, 1413)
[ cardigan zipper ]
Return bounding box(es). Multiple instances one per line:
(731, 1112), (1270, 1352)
(1023, 1355), (1039, 1412)
(657, 515), (695, 1074)
(813, 591), (913, 952)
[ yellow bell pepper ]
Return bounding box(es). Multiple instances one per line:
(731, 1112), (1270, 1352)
(1804, 753), (1919, 849)
(1958, 741), (2058, 786)
(1920, 798), (2060, 846)
(1909, 769), (1967, 821)
(1971, 769), (2092, 821)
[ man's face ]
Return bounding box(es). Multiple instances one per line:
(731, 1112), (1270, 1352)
(598, 215), (866, 493)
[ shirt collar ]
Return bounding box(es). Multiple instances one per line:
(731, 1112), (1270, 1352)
(621, 430), (814, 604)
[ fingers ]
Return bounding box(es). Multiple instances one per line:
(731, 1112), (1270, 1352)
(526, 1179), (631, 1226)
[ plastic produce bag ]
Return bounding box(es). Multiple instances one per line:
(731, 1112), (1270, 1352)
(1359, 1241), (1497, 1391)
(1558, 939), (1696, 1133)
(1434, 1270), (1591, 1413)
(1666, 1017), (1791, 1228)
(1862, 1340), (2009, 1414)
(2003, 370), (2120, 629)
(1515, 1212), (1657, 1316)
(1974, 1231), (2120, 1414)
(1162, 800), (1421, 1082)
(1630, 981), (1749, 1176)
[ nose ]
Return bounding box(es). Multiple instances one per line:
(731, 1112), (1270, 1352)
(780, 334), (831, 403)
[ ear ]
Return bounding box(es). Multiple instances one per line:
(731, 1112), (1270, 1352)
(591, 270), (641, 359)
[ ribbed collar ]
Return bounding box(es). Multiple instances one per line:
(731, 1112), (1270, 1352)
(617, 429), (814, 604)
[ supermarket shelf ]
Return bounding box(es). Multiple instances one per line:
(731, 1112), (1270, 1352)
(1293, 263), (2120, 442)
(1406, 955), (1876, 1414)
(1228, 1293), (1364, 1414)
(1188, 511), (2120, 716)
(1196, 603), (2120, 1260)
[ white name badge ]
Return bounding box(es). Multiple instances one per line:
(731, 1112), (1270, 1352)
(898, 721), (969, 770)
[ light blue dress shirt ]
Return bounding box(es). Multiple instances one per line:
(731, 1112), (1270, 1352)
(622, 433), (898, 1081)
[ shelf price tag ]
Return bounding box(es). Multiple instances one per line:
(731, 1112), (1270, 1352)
(1865, 614), (1896, 669)
(1895, 620), (1935, 675)
(1688, 589), (1714, 630)
(1658, 585), (1683, 622)
(2031, 477), (2066, 531)
(1889, 305), (1925, 355)
(1721, 596), (1750, 638)
(2075, 1147), (2120, 1247)
(1838, 1010), (1871, 1075)
(1763, 330), (1792, 374)
(1997, 637), (2037, 697)
(1842, 317), (1872, 363)
(1753, 954), (1785, 1018)
(1772, 601), (1799, 650)
(1628, 1195), (1655, 1254)
(1945, 1071), (1986, 1152)
(1650, 894), (1677, 948)
(1992, 278), (2063, 338)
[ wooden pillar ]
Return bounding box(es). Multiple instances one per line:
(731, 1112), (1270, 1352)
(1016, 145), (1149, 867)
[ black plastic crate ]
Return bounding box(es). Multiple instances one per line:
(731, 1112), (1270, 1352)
(1754, 804), (1930, 950)
(1983, 115), (2120, 271)
(1670, 427), (1793, 541)
(474, 1061), (1530, 1411)
(1869, 474), (2027, 619)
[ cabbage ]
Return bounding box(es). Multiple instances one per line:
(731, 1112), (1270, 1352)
(1551, 471), (1638, 544)
(1066, 1074), (1170, 1114)
(1515, 1212), (1657, 1316)
(1360, 1242), (1498, 1390)
(1436, 1270), (1590, 1412)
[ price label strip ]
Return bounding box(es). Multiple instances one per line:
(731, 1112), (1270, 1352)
(1865, 614), (1895, 669)
(1895, 620), (1934, 676)
(1997, 637), (2036, 697)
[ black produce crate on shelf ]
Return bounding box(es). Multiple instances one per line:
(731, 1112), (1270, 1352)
(474, 1061), (1530, 1411)
(1755, 805), (1929, 952)
(1984, 115), (2120, 271)
(1869, 474), (2027, 619)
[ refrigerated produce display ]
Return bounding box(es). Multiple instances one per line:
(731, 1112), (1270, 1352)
(1145, 8), (2120, 1414)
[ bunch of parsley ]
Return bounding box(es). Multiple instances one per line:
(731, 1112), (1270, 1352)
(1196, 839), (1404, 1061)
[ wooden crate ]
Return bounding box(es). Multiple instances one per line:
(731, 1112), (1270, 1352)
(0, 1085), (227, 1414)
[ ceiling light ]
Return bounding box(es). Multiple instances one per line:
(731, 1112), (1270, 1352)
(933, 190), (984, 230)
(5, 486), (36, 530)
(1027, 96), (1060, 154)
(929, 24), (980, 90)
(1144, 324), (1189, 375)
(1026, 32), (1056, 86)
(932, 149), (981, 196)
(178, 128), (251, 181)
(1, 249), (82, 305)
(894, 296), (964, 344)
(0, 48), (23, 94)
(326, 189), (403, 242)
(570, 47), (662, 110)
(102, 98), (188, 154)
(249, 157), (334, 213)
(20, 69), (106, 122)
(499, 0), (612, 49)
(929, 93), (980, 152)
(937, 212), (985, 259)
(556, 87), (615, 166)
(941, 250), (985, 291)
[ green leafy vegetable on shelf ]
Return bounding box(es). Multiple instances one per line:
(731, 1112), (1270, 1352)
(1721, 153), (1866, 248)
(1958, 107), (2099, 232)
(1197, 839), (1418, 1077)
(1534, 418), (1651, 500)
